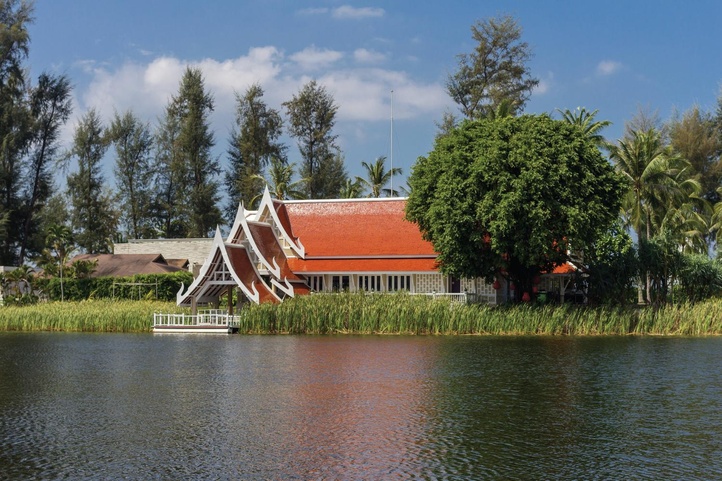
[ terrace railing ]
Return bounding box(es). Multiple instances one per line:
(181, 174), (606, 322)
(153, 311), (242, 328)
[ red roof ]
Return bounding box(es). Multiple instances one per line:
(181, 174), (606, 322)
(288, 257), (438, 273)
(283, 199), (436, 258)
(551, 263), (576, 274)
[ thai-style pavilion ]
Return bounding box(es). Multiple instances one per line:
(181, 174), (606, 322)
(175, 189), (514, 314)
(172, 189), (586, 321)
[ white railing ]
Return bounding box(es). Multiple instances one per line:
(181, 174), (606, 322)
(153, 312), (242, 328)
(415, 292), (471, 303)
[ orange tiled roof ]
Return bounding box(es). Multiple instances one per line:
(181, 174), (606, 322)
(287, 257), (438, 273)
(283, 198), (436, 258)
(551, 263), (576, 274)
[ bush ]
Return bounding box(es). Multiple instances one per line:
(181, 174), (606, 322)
(33, 271), (194, 302)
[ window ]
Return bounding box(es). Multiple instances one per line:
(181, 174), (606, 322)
(387, 275), (411, 292)
(331, 275), (350, 292)
(307, 275), (324, 292)
(358, 275), (382, 292)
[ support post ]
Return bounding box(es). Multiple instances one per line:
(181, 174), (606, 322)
(227, 285), (234, 316)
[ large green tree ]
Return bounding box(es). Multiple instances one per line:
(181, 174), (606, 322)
(668, 105), (721, 202)
(66, 109), (117, 254)
(0, 0), (33, 263)
(108, 110), (154, 240)
(18, 73), (72, 262)
(152, 103), (187, 238)
(447, 15), (539, 121)
(170, 67), (222, 237)
(283, 80), (342, 198)
(225, 83), (285, 217)
(609, 127), (700, 302)
(406, 114), (624, 299)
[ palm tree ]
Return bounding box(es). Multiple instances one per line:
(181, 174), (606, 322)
(356, 156), (402, 198)
(558, 107), (611, 146)
(45, 224), (74, 302)
(252, 158), (307, 203)
(339, 178), (363, 199)
(609, 128), (693, 302)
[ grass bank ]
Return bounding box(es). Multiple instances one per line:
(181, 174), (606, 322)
(240, 293), (722, 336)
(1, 294), (722, 335)
(0, 300), (184, 333)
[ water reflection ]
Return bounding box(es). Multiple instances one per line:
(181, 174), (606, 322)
(1, 333), (722, 479)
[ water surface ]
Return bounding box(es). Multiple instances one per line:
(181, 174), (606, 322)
(1, 333), (721, 479)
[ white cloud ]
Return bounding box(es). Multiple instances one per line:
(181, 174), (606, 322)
(534, 71), (554, 95)
(353, 48), (386, 64)
(290, 46), (344, 71)
(318, 68), (447, 121)
(332, 5), (385, 19)
(596, 60), (622, 76)
(73, 45), (446, 159)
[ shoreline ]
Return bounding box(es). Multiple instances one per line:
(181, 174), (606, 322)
(1, 295), (721, 336)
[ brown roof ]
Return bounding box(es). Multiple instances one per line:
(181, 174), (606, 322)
(70, 254), (186, 278)
(165, 258), (190, 269)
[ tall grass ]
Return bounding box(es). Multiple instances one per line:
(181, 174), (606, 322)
(0, 300), (185, 332)
(238, 292), (722, 336)
(2, 294), (722, 335)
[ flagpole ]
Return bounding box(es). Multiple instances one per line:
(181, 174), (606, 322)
(390, 89), (394, 196)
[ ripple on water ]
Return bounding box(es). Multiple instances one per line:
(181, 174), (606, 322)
(1, 334), (722, 479)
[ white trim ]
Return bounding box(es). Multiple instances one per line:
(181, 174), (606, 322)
(304, 255), (436, 260)
(255, 187), (305, 258)
(284, 197), (408, 204)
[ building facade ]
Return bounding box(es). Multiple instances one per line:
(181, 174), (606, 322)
(176, 190), (507, 312)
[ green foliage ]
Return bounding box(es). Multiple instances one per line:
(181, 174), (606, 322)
(18, 73), (73, 262)
(152, 102), (188, 238)
(283, 80), (343, 198)
(406, 114), (625, 299)
(225, 84), (285, 217)
(447, 15), (539, 120)
(252, 158), (306, 203)
(677, 254), (722, 303)
(638, 232), (683, 304)
(34, 271), (193, 302)
(0, 299), (186, 332)
(66, 108), (117, 253)
(108, 110), (155, 239)
(356, 156), (402, 197)
(173, 67), (222, 237)
(585, 222), (638, 305)
(237, 292), (722, 336)
(668, 105), (721, 202)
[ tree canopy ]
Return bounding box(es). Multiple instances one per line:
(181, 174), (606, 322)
(406, 114), (625, 297)
(447, 15), (538, 120)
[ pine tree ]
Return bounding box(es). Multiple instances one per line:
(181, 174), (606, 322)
(225, 84), (285, 218)
(171, 67), (222, 237)
(109, 110), (154, 239)
(66, 109), (117, 253)
(283, 80), (343, 199)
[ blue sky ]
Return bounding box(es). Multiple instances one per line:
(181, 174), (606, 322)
(29, 1), (722, 190)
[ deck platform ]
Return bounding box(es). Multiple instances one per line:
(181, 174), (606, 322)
(153, 311), (241, 334)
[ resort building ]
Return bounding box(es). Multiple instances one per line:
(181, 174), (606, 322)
(176, 189), (508, 313)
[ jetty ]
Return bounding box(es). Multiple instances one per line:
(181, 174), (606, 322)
(153, 309), (240, 333)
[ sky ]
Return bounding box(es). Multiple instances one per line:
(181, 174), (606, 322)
(28, 0), (722, 193)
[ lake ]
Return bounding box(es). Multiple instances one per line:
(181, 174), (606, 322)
(1, 333), (721, 480)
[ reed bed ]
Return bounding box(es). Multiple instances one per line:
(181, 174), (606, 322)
(0, 300), (185, 333)
(2, 294), (722, 335)
(238, 292), (722, 336)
